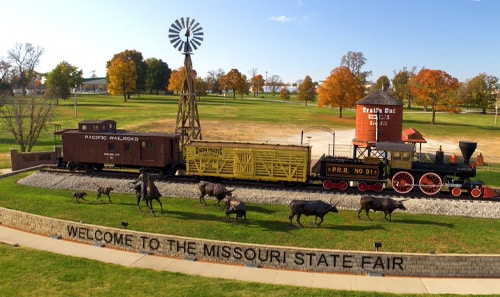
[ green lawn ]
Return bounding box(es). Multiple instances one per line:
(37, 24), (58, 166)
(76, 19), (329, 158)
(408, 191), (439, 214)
(2, 93), (498, 153)
(1, 172), (499, 255)
(1, 244), (433, 297)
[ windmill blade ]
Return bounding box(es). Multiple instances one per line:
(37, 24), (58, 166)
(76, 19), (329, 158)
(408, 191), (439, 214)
(189, 40), (198, 51)
(174, 19), (183, 31)
(191, 24), (202, 34)
(173, 40), (184, 51)
(188, 17), (195, 29)
(170, 37), (181, 47)
(191, 38), (202, 48)
(189, 19), (198, 30)
(169, 27), (180, 35)
(192, 33), (203, 41)
(180, 17), (186, 28)
(169, 23), (181, 34)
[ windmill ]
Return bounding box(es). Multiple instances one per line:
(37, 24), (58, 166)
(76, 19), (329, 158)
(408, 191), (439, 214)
(169, 17), (204, 151)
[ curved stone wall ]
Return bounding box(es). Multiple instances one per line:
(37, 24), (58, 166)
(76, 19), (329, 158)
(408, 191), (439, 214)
(1, 208), (498, 277)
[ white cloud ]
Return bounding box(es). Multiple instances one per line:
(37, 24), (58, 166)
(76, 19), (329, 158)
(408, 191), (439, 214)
(269, 15), (293, 23)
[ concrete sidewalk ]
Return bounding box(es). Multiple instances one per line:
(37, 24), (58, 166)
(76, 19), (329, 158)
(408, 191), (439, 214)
(1, 225), (499, 295)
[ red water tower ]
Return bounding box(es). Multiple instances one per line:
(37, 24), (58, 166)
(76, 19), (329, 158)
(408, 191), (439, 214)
(352, 91), (403, 157)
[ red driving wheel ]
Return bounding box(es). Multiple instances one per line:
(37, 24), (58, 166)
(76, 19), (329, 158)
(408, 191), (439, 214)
(391, 171), (414, 194)
(419, 172), (442, 195)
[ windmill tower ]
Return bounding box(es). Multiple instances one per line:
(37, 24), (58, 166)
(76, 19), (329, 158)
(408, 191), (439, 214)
(169, 17), (204, 150)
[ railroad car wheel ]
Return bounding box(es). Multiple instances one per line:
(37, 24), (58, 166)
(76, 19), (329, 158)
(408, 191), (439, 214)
(419, 172), (442, 195)
(338, 180), (349, 191)
(391, 171), (414, 194)
(373, 183), (384, 192)
(358, 182), (368, 192)
(323, 180), (332, 190)
(470, 187), (482, 198)
(451, 187), (462, 197)
(68, 163), (76, 171)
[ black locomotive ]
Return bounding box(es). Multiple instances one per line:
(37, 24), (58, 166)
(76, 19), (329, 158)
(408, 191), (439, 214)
(316, 141), (486, 198)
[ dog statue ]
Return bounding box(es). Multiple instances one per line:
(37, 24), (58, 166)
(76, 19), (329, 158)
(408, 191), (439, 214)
(72, 192), (87, 203)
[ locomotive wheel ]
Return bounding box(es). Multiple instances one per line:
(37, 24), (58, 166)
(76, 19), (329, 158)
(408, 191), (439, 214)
(391, 171), (414, 194)
(338, 180), (349, 191)
(451, 187), (462, 197)
(419, 172), (442, 196)
(373, 183), (384, 192)
(470, 187), (482, 198)
(358, 182), (367, 192)
(322, 180), (332, 190)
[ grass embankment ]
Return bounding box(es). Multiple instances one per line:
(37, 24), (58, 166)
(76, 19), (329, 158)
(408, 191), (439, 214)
(1, 173), (499, 255)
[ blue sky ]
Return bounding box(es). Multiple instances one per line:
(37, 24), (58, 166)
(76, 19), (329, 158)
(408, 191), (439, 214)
(2, 0), (499, 84)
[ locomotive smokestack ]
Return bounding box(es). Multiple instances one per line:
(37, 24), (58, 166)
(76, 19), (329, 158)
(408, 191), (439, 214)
(459, 141), (477, 164)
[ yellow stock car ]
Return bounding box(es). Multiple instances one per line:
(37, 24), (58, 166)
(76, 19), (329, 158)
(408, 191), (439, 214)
(185, 140), (312, 183)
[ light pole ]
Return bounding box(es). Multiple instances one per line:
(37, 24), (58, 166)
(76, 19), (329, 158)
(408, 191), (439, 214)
(265, 71), (267, 93)
(74, 80), (77, 118)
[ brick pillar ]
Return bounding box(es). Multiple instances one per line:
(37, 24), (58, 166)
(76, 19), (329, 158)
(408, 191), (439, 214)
(10, 149), (19, 171)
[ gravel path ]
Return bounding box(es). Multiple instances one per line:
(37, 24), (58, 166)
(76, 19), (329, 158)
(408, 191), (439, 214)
(16, 172), (500, 219)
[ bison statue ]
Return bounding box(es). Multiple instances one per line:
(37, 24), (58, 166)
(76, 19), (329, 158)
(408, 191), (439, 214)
(288, 199), (339, 228)
(357, 196), (407, 221)
(222, 196), (247, 223)
(198, 181), (235, 206)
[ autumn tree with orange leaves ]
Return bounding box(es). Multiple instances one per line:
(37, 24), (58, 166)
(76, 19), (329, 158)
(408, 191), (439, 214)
(219, 68), (243, 100)
(317, 66), (364, 118)
(107, 57), (137, 102)
(167, 67), (183, 94)
(411, 69), (460, 124)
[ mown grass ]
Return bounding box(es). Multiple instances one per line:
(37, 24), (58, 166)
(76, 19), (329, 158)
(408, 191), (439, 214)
(1, 172), (499, 255)
(1, 93), (499, 152)
(2, 244), (441, 297)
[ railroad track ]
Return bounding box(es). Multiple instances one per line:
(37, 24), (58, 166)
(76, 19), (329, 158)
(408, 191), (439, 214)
(40, 168), (499, 202)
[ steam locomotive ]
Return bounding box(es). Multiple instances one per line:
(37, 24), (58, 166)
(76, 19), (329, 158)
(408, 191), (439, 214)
(316, 141), (486, 198)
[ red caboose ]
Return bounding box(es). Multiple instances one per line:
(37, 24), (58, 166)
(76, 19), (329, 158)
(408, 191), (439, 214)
(56, 120), (181, 174)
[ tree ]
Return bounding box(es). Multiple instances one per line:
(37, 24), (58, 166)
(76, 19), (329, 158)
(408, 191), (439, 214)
(372, 75), (390, 93)
(236, 74), (250, 99)
(44, 61), (83, 104)
(107, 50), (146, 97)
(340, 51), (371, 89)
(107, 57), (137, 102)
(463, 73), (499, 113)
(207, 68), (225, 94)
(317, 66), (364, 118)
(279, 86), (290, 100)
(267, 74), (282, 96)
(411, 69), (460, 124)
(219, 69), (243, 100)
(392, 66), (418, 108)
(7, 43), (44, 95)
(250, 74), (264, 97)
(145, 58), (171, 95)
(0, 96), (56, 152)
(297, 75), (316, 106)
(194, 77), (208, 99)
(168, 68), (183, 94)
